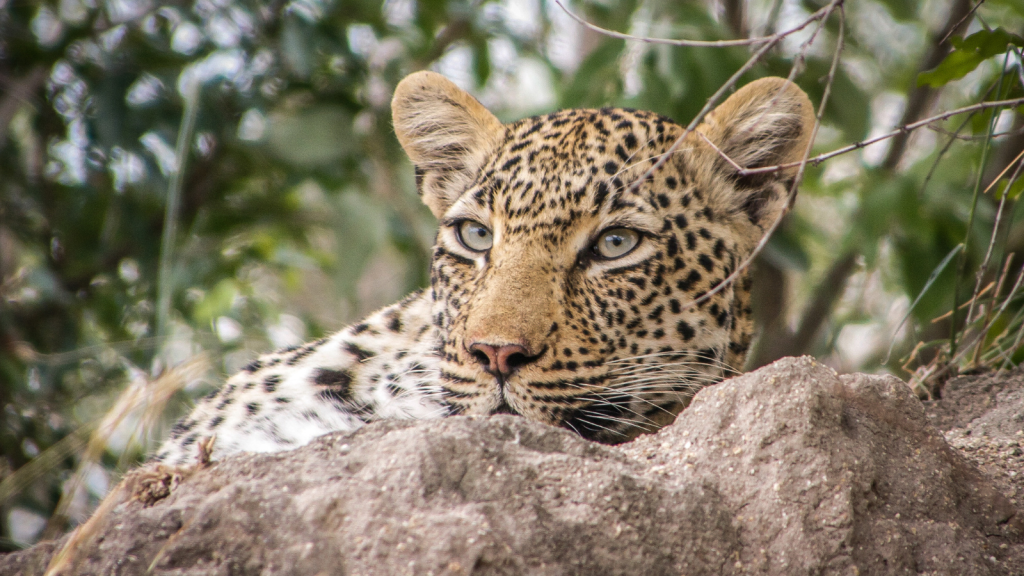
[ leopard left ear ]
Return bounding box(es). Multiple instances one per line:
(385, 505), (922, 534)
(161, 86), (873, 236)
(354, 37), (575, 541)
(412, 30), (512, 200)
(392, 71), (504, 219)
(683, 77), (815, 230)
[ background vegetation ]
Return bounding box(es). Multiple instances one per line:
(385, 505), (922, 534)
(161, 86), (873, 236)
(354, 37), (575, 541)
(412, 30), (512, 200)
(1, 0), (1023, 549)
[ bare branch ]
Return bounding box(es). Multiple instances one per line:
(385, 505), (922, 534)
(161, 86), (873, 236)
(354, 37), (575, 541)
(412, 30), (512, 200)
(981, 146), (1024, 195)
(918, 82), (998, 198)
(939, 0), (984, 45)
(971, 252), (1015, 365)
(925, 124), (1024, 141)
(737, 97), (1024, 177)
(553, 0), (835, 48)
(696, 131), (745, 172)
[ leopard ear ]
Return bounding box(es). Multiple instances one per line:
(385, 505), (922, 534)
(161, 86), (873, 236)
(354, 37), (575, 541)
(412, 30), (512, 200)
(684, 77), (815, 230)
(392, 71), (504, 218)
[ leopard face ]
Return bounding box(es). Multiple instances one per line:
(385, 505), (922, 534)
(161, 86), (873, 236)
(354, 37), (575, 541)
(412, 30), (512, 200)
(393, 73), (814, 443)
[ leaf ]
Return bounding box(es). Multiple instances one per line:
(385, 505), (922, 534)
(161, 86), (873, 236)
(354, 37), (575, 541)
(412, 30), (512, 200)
(470, 34), (491, 87)
(559, 39), (625, 108)
(193, 279), (240, 324)
(883, 243), (963, 364)
(875, 0), (916, 20)
(994, 177), (1024, 200)
(281, 16), (315, 79)
(918, 28), (1024, 87)
(266, 105), (355, 168)
(763, 228), (811, 271)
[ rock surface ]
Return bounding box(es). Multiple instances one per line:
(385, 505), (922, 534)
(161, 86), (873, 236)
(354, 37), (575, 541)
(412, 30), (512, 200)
(923, 368), (1024, 509)
(3, 357), (1023, 575)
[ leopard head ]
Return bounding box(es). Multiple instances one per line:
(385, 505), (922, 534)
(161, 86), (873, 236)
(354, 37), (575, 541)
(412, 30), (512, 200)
(392, 72), (814, 442)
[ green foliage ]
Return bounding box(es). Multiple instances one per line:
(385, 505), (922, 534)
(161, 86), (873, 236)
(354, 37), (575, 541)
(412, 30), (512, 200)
(994, 175), (1024, 200)
(918, 28), (1024, 87)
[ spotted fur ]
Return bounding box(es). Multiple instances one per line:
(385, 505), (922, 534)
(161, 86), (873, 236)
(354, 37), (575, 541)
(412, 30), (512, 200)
(154, 72), (814, 464)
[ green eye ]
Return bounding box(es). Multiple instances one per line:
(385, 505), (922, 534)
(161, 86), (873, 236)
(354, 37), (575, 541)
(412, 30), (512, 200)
(594, 228), (640, 259)
(456, 220), (493, 252)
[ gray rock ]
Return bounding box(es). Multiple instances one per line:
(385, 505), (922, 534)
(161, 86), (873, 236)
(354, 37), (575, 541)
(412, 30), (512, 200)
(3, 357), (1022, 575)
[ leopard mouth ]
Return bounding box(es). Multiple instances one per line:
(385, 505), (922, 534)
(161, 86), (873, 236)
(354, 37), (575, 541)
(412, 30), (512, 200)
(490, 399), (519, 415)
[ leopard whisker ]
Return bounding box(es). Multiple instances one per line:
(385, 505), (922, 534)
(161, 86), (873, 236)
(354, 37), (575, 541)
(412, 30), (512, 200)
(606, 358), (737, 377)
(605, 366), (717, 381)
(609, 371), (722, 387)
(581, 401), (665, 428)
(606, 378), (716, 393)
(603, 368), (715, 382)
(587, 388), (688, 421)
(604, 356), (739, 375)
(568, 411), (635, 437)
(606, 349), (737, 363)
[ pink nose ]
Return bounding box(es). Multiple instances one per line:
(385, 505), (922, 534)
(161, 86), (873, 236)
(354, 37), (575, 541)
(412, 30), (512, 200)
(468, 342), (536, 379)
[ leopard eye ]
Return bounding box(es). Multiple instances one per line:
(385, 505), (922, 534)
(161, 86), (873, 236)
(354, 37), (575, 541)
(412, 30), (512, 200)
(456, 220), (493, 252)
(594, 228), (640, 259)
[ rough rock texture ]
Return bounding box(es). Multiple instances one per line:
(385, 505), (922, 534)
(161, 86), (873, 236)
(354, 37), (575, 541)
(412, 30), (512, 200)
(923, 368), (1024, 513)
(3, 357), (1023, 575)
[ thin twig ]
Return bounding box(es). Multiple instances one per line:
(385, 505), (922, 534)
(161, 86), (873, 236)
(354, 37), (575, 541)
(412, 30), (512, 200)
(938, 0), (985, 45)
(931, 281), (995, 323)
(997, 273), (1024, 370)
(953, 52), (1011, 359)
(965, 144), (1014, 331)
(737, 97), (1024, 177)
(612, 0), (844, 208)
(929, 266), (1024, 381)
(927, 124), (1024, 141)
(885, 0), (973, 171)
(679, 1), (846, 313)
(972, 251), (1014, 365)
(918, 82), (995, 198)
(981, 146), (1024, 195)
(596, 0), (843, 322)
(696, 131), (745, 172)
(553, 0), (832, 47)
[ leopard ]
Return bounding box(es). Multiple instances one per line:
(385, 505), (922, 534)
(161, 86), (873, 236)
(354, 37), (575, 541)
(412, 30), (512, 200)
(153, 71), (814, 465)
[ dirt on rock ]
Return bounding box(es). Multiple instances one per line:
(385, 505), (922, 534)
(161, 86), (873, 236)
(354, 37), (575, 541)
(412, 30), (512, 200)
(2, 357), (1023, 576)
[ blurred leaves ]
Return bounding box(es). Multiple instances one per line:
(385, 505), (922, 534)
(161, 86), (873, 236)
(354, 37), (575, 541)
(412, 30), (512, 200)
(267, 105), (355, 167)
(560, 38), (624, 107)
(918, 28), (1024, 87)
(995, 177), (1024, 200)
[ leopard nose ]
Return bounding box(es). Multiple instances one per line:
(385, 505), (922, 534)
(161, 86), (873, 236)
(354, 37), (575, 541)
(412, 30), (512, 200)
(468, 342), (538, 379)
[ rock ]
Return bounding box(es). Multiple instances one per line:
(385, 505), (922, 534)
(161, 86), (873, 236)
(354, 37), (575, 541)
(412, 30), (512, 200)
(3, 357), (1022, 575)
(924, 368), (1024, 516)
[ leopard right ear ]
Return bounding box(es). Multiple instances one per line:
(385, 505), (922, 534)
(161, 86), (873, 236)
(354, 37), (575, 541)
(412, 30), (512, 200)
(392, 71), (504, 218)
